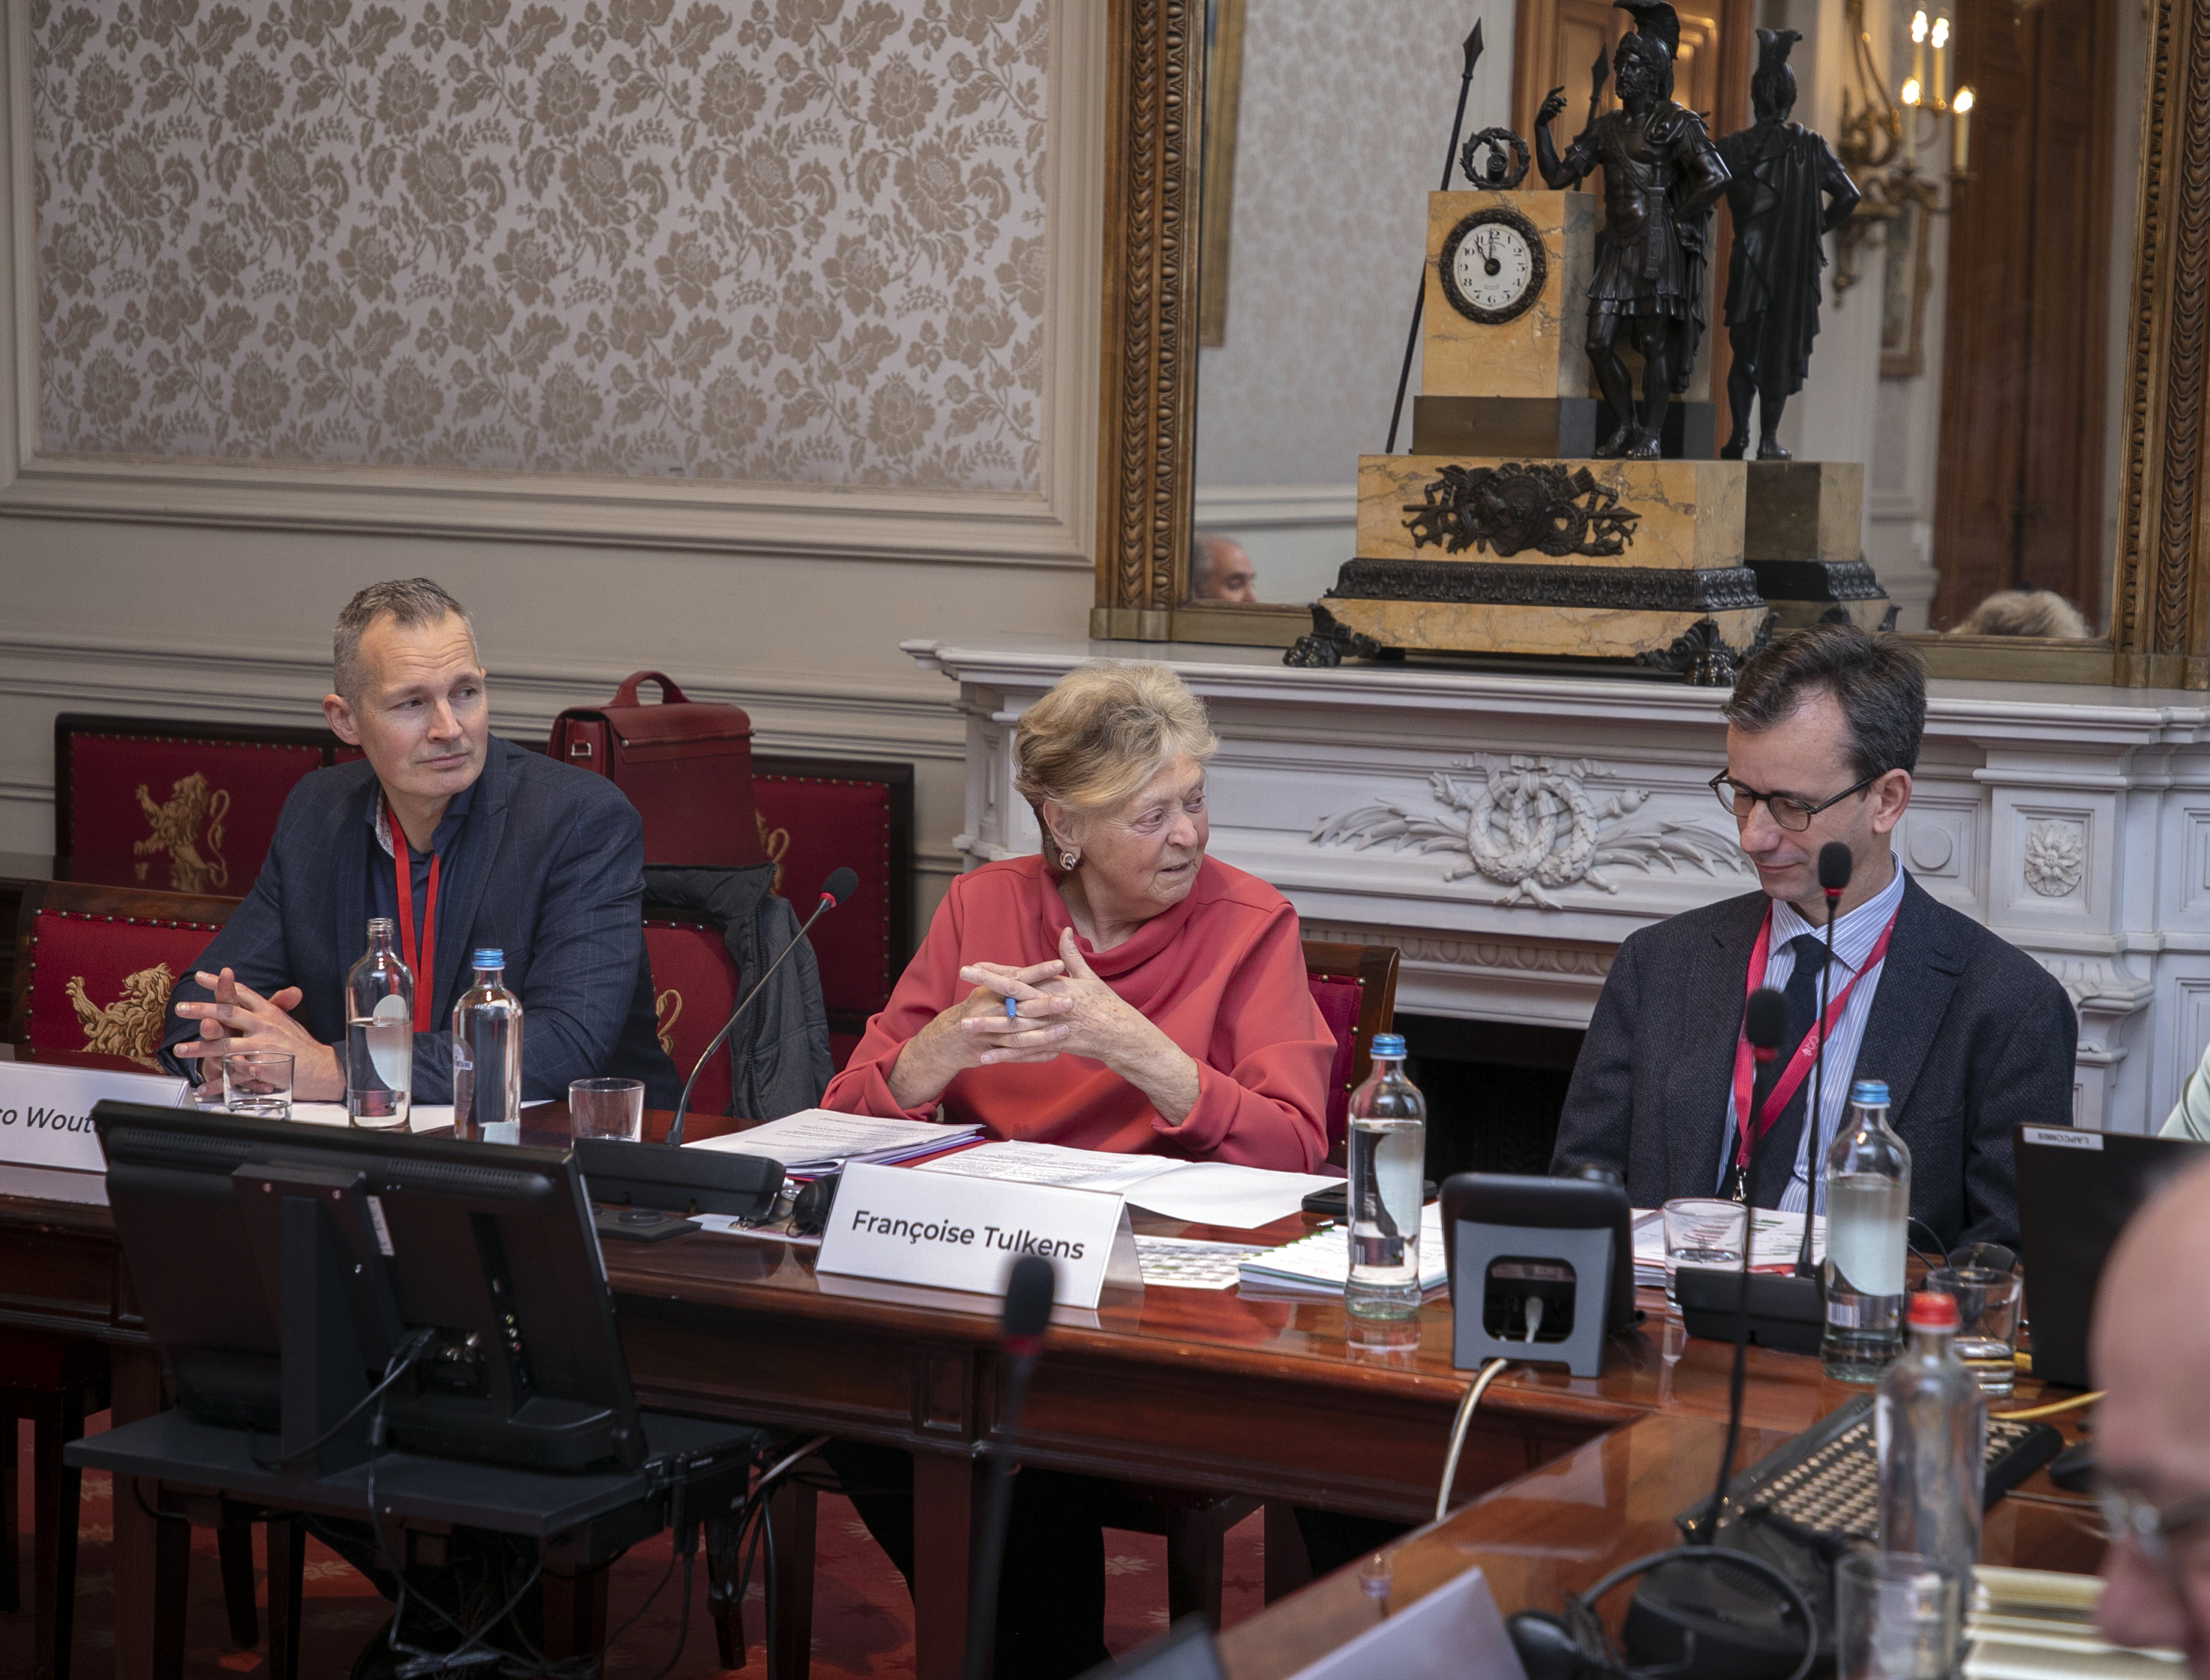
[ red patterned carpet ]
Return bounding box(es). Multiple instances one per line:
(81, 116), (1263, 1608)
(5, 1416), (1266, 1678)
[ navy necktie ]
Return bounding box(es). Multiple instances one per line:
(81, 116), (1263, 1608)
(1747, 934), (1834, 1207)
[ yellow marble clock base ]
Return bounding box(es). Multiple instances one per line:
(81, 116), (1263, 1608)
(1739, 461), (1896, 634)
(1411, 395), (1718, 461)
(1314, 596), (1770, 666)
(1357, 455), (1748, 572)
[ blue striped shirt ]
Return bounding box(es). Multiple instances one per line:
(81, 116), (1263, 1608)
(1714, 858), (1908, 1215)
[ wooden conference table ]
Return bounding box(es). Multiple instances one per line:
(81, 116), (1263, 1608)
(0, 1102), (2101, 1680)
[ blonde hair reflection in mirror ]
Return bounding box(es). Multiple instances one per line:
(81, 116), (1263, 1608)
(1950, 590), (2091, 640)
(1013, 662), (1218, 860)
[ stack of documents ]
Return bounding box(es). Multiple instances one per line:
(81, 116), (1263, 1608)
(911, 1138), (1338, 1229)
(691, 1110), (983, 1172)
(1237, 1204), (1450, 1298)
(1630, 1206), (1827, 1291)
(1964, 1567), (2183, 1678)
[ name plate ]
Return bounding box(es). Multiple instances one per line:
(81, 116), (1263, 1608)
(0, 1063), (186, 1173)
(816, 1161), (1142, 1309)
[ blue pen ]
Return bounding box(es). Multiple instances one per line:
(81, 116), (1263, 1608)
(1004, 994), (1019, 1022)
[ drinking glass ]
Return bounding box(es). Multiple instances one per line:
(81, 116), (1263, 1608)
(569, 1078), (645, 1143)
(1662, 1197), (1747, 1303)
(1836, 1550), (1961, 1680)
(1925, 1265), (2023, 1396)
(222, 1052), (293, 1120)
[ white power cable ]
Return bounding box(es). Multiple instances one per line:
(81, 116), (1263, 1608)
(1435, 1357), (1513, 1522)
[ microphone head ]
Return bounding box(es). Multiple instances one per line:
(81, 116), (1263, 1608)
(1818, 842), (1854, 895)
(1746, 986), (1788, 1053)
(1002, 1254), (1056, 1343)
(819, 866), (860, 907)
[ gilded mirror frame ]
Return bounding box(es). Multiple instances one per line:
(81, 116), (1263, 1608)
(1091, 0), (2210, 689)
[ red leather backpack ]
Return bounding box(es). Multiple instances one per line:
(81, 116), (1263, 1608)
(550, 672), (767, 868)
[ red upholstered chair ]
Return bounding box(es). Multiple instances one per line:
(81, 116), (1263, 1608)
(54, 715), (344, 896)
(1302, 939), (1403, 1166)
(4, 881), (264, 1677)
(10, 881), (235, 1070)
(1100, 938), (1402, 1625)
(643, 916), (740, 1116)
(752, 757), (914, 1072)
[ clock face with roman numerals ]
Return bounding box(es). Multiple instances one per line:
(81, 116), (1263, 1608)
(1438, 205), (1548, 326)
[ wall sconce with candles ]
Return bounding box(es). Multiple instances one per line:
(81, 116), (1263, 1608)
(1832, 0), (1976, 304)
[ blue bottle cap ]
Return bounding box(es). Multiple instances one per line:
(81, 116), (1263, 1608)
(473, 948), (504, 967)
(1850, 1079), (1890, 1106)
(1371, 1033), (1407, 1058)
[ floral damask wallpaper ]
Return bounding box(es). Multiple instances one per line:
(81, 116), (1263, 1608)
(30, 0), (1051, 490)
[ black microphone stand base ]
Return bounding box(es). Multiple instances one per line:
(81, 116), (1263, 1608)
(1675, 1266), (1824, 1357)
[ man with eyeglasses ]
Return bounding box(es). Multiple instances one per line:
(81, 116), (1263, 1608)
(2092, 1159), (2210, 1666)
(1552, 622), (2076, 1249)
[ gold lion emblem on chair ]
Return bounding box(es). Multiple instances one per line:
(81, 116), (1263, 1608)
(67, 964), (176, 1069)
(135, 772), (230, 893)
(654, 988), (683, 1057)
(756, 814), (789, 895)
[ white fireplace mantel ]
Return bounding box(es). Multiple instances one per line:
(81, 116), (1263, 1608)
(905, 636), (2210, 1136)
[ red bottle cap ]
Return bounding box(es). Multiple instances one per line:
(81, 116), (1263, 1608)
(1908, 1291), (1959, 1329)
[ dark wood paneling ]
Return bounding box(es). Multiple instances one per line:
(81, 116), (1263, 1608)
(1934, 0), (2118, 628)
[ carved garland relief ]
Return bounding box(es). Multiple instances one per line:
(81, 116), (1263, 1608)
(1311, 756), (1751, 910)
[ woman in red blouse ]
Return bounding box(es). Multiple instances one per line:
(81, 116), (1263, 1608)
(819, 661), (1334, 1679)
(824, 661), (1333, 1168)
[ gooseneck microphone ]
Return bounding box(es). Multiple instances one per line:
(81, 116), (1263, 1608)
(1698, 987), (1788, 1543)
(963, 1255), (1057, 1680)
(1795, 842), (1854, 1279)
(666, 866), (858, 1147)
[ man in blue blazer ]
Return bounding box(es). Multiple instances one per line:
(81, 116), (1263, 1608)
(1551, 623), (2076, 1250)
(158, 578), (679, 1107)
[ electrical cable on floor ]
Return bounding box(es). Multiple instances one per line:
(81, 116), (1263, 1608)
(1436, 1357), (1514, 1522)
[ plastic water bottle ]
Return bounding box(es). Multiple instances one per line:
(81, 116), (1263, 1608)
(1346, 1034), (1426, 1321)
(1822, 1078), (1912, 1382)
(452, 950), (522, 1145)
(344, 918), (413, 1130)
(1877, 1289), (1986, 1662)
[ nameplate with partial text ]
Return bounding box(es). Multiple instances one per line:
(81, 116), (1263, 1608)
(0, 1063), (186, 1174)
(815, 1160), (1143, 1309)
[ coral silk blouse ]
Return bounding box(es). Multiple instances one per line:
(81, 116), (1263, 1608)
(822, 855), (1334, 1171)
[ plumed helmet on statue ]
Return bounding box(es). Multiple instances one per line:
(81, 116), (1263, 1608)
(1614, 1), (1682, 101)
(1751, 27), (1803, 120)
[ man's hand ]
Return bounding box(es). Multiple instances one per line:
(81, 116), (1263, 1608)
(172, 968), (345, 1101)
(1536, 85), (1569, 127)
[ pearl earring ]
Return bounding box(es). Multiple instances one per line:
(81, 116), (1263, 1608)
(1060, 848), (1080, 870)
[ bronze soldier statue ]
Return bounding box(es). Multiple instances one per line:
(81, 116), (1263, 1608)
(1536, 0), (1729, 460)
(1713, 29), (1862, 460)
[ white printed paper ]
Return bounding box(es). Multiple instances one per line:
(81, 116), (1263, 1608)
(691, 1109), (982, 1170)
(914, 1139), (1338, 1229)
(1134, 1234), (1266, 1289)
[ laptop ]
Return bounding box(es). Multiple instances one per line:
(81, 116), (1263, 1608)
(2014, 1122), (2210, 1388)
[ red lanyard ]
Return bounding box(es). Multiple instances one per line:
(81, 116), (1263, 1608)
(388, 796), (440, 1034)
(1728, 899), (1899, 1189)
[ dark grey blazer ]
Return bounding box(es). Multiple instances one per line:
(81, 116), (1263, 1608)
(159, 736), (680, 1107)
(1550, 877), (2077, 1250)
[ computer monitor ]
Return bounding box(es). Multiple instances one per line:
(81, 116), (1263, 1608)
(2014, 1122), (2210, 1389)
(93, 1100), (644, 1474)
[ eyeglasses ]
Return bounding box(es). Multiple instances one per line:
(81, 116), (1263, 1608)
(1708, 770), (1879, 833)
(2101, 1483), (2210, 1575)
